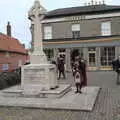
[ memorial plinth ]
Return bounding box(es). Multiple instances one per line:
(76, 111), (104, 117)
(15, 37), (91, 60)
(22, 64), (57, 92)
(20, 61), (71, 97)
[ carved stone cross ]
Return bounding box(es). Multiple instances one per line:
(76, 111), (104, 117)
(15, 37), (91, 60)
(28, 0), (47, 64)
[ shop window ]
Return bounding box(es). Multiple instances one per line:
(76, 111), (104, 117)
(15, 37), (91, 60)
(44, 49), (54, 60)
(100, 47), (115, 66)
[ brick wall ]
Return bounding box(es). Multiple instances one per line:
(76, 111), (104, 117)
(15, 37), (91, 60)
(0, 52), (29, 72)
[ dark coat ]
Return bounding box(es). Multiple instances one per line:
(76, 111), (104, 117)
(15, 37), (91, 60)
(57, 57), (65, 71)
(79, 61), (87, 86)
(112, 59), (120, 72)
(79, 61), (86, 73)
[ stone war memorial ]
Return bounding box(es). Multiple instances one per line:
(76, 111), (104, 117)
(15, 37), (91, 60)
(0, 0), (100, 111)
(21, 0), (71, 97)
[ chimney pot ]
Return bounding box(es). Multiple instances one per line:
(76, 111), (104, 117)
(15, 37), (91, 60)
(7, 21), (11, 37)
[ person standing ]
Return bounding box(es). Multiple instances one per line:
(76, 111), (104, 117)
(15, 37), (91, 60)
(112, 59), (117, 71)
(113, 56), (120, 84)
(72, 57), (83, 93)
(57, 54), (66, 79)
(79, 59), (87, 87)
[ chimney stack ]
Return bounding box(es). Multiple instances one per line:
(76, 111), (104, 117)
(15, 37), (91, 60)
(7, 21), (11, 37)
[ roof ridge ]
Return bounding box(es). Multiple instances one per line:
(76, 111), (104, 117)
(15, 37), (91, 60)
(0, 32), (18, 41)
(0, 33), (27, 54)
(48, 4), (107, 12)
(45, 4), (120, 18)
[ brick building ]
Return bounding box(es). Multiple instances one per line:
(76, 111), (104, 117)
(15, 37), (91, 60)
(29, 0), (120, 71)
(0, 22), (29, 72)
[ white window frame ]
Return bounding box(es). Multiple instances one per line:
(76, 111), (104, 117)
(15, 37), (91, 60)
(2, 64), (9, 71)
(72, 24), (80, 38)
(100, 47), (115, 66)
(101, 22), (111, 36)
(72, 24), (80, 31)
(44, 26), (52, 39)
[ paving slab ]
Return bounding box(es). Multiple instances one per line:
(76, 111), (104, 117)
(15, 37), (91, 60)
(0, 86), (100, 111)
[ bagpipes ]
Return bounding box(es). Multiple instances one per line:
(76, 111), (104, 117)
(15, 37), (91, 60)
(72, 64), (82, 84)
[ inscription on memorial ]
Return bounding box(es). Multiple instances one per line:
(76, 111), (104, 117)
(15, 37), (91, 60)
(24, 68), (46, 84)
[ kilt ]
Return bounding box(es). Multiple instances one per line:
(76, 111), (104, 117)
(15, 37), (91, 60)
(74, 71), (82, 84)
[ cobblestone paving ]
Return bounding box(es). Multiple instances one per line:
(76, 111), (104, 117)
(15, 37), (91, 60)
(0, 71), (120, 120)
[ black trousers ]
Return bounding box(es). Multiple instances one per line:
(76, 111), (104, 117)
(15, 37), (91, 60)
(75, 82), (83, 91)
(58, 70), (65, 79)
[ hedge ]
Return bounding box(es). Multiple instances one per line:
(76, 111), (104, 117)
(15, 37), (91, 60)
(0, 68), (21, 90)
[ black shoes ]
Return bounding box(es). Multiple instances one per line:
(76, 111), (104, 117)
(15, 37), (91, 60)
(75, 91), (79, 93)
(79, 91), (82, 94)
(75, 90), (82, 94)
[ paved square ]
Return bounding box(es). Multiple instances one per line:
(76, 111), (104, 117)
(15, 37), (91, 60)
(0, 86), (100, 111)
(0, 71), (119, 120)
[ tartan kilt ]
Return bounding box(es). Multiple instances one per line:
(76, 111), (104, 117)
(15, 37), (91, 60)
(74, 70), (82, 84)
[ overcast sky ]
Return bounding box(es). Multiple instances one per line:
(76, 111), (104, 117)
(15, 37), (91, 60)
(0, 0), (119, 48)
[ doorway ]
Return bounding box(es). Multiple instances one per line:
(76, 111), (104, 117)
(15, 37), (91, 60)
(88, 47), (96, 67)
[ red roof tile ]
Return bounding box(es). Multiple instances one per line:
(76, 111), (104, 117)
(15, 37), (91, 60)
(0, 33), (27, 54)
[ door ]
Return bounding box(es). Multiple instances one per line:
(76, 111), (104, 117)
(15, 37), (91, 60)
(88, 52), (96, 67)
(88, 47), (96, 70)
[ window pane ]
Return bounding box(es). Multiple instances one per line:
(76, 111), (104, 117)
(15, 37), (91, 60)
(44, 26), (52, 39)
(72, 31), (80, 38)
(2, 64), (9, 71)
(101, 22), (111, 36)
(44, 49), (54, 60)
(100, 47), (115, 66)
(72, 24), (80, 31)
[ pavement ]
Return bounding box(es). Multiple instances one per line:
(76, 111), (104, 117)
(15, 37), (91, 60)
(0, 71), (120, 120)
(0, 86), (100, 111)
